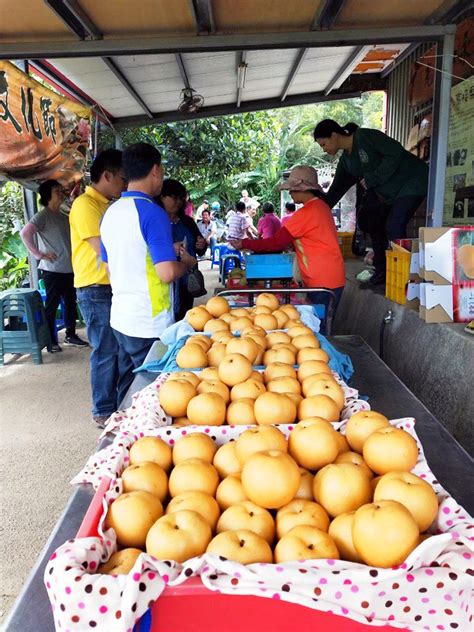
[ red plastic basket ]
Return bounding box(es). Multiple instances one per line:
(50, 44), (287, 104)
(76, 479), (395, 632)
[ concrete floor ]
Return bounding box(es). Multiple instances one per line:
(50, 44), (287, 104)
(0, 260), (220, 625)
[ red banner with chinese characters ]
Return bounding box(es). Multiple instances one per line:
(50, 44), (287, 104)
(0, 61), (92, 188)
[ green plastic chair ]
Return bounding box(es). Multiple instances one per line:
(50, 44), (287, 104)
(0, 288), (52, 364)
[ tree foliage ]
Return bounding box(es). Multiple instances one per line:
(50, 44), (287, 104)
(0, 181), (29, 290)
(101, 92), (384, 211)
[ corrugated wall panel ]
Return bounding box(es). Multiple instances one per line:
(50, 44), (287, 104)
(387, 43), (432, 146)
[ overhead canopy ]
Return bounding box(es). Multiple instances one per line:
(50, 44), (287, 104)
(0, 0), (464, 128)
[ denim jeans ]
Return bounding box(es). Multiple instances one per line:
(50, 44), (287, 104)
(112, 329), (158, 404)
(77, 285), (119, 417)
(307, 286), (344, 335)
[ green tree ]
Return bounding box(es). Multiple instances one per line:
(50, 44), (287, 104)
(101, 111), (280, 206)
(0, 181), (29, 290)
(100, 92), (384, 212)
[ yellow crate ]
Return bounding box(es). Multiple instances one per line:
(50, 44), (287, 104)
(385, 250), (411, 305)
(337, 232), (355, 258)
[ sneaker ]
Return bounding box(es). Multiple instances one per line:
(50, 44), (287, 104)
(359, 271), (386, 289)
(92, 415), (110, 429)
(65, 334), (89, 347)
(48, 344), (62, 353)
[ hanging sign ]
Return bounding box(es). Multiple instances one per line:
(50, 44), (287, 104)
(0, 60), (92, 188)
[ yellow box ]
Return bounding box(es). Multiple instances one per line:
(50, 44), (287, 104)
(385, 250), (411, 305)
(337, 232), (354, 259)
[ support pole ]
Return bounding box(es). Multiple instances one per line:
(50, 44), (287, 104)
(426, 30), (455, 227)
(22, 188), (39, 289)
(114, 132), (123, 150)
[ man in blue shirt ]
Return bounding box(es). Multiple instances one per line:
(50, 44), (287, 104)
(101, 143), (196, 398)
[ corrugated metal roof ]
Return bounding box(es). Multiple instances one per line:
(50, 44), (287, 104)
(1, 0), (461, 127)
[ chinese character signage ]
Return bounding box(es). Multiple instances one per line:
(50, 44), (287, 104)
(0, 61), (92, 187)
(443, 76), (474, 226)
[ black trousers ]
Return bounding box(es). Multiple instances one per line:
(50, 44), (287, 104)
(41, 271), (77, 343)
(370, 195), (425, 277)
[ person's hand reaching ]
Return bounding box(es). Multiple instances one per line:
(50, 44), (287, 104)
(179, 247), (197, 269)
(229, 240), (243, 250)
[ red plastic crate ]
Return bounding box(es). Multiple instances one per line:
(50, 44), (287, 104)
(76, 478), (395, 632)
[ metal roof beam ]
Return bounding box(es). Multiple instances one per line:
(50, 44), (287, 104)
(236, 50), (247, 107)
(281, 1), (346, 103)
(280, 49), (308, 102)
(188, 0), (215, 34)
(63, 0), (102, 39)
(102, 58), (153, 118)
(44, 0), (101, 39)
(175, 53), (192, 90)
(114, 89), (363, 129)
(324, 45), (370, 95)
(1, 25), (455, 60)
(426, 0), (473, 24)
(381, 0), (471, 79)
(311, 0), (346, 29)
(44, 0), (89, 39)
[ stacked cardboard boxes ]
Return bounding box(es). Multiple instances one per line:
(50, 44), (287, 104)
(418, 226), (474, 323)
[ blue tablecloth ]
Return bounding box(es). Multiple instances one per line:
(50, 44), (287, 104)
(135, 331), (353, 382)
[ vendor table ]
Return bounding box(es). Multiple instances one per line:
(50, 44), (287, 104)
(4, 336), (473, 632)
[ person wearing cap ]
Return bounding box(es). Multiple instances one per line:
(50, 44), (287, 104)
(211, 201), (221, 217)
(313, 119), (428, 288)
(230, 165), (345, 330)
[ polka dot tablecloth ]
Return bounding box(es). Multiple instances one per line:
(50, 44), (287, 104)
(52, 375), (474, 632)
(51, 413), (474, 632)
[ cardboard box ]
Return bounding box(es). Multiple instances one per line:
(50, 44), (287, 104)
(419, 283), (454, 323)
(406, 282), (420, 310)
(417, 227), (474, 322)
(419, 226), (474, 284)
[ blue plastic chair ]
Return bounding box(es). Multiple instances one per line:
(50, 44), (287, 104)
(219, 253), (241, 284)
(211, 244), (230, 269)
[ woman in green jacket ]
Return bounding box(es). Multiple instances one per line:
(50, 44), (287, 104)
(314, 119), (429, 287)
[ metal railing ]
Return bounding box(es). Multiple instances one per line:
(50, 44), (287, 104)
(215, 287), (336, 335)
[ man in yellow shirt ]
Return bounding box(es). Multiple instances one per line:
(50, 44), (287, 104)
(69, 149), (126, 428)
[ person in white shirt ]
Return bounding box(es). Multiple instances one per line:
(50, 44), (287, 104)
(197, 209), (217, 256)
(100, 142), (196, 397)
(226, 201), (253, 241)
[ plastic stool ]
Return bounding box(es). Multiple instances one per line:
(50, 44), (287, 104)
(219, 254), (241, 285)
(211, 244), (230, 269)
(0, 288), (52, 364)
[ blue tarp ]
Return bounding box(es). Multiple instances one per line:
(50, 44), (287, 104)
(135, 331), (353, 382)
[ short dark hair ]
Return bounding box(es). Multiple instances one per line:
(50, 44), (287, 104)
(38, 179), (61, 206)
(313, 119), (358, 141)
(285, 202), (296, 212)
(201, 209), (210, 216)
(90, 149), (123, 183)
(262, 202), (274, 214)
(236, 201), (246, 213)
(123, 143), (161, 181)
